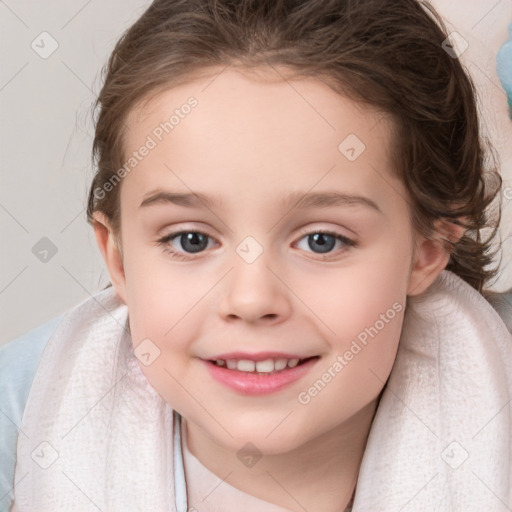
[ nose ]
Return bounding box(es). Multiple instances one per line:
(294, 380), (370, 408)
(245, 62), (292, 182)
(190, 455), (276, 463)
(217, 252), (292, 325)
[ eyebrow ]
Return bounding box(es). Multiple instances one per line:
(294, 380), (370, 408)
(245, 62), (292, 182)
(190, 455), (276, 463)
(139, 189), (382, 213)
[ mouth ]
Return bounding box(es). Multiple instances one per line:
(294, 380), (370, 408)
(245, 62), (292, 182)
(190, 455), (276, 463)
(202, 355), (321, 395)
(207, 356), (320, 374)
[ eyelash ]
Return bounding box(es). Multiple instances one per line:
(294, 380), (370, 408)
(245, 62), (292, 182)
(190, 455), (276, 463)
(156, 227), (357, 261)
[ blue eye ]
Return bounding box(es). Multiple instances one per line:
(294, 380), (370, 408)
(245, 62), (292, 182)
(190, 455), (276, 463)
(172, 232), (209, 253)
(157, 231), (214, 259)
(295, 231), (356, 255)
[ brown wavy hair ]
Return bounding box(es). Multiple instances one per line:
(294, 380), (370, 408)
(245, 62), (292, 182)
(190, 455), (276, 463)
(87, 0), (503, 293)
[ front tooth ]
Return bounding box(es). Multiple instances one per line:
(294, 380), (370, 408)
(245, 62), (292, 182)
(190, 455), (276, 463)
(274, 358), (287, 371)
(226, 360), (238, 370)
(256, 359), (275, 373)
(287, 358), (299, 368)
(237, 359), (256, 372)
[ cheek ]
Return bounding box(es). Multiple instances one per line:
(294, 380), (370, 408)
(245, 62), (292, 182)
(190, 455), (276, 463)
(125, 282), (200, 413)
(297, 248), (410, 342)
(121, 244), (209, 384)
(292, 243), (409, 403)
(121, 241), (192, 335)
(293, 311), (404, 442)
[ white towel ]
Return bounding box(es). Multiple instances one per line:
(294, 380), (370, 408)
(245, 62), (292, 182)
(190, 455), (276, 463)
(10, 270), (512, 511)
(353, 270), (512, 510)
(10, 289), (178, 511)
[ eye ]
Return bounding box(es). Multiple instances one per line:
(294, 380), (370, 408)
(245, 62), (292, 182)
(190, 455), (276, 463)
(157, 230), (216, 260)
(294, 229), (357, 257)
(156, 228), (357, 261)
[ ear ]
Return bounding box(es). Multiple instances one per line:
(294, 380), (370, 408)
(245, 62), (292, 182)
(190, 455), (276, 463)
(407, 219), (466, 296)
(92, 211), (127, 304)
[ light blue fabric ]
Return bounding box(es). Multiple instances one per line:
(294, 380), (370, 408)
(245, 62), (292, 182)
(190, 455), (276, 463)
(497, 22), (512, 118)
(0, 316), (63, 512)
(173, 410), (188, 512)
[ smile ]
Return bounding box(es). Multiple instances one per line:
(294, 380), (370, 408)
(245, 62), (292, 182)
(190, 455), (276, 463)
(211, 357), (317, 373)
(202, 356), (320, 395)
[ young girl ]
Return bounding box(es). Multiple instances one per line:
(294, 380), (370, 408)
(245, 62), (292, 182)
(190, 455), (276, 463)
(4, 0), (512, 510)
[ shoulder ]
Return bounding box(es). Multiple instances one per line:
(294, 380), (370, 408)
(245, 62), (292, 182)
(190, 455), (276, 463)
(0, 316), (63, 511)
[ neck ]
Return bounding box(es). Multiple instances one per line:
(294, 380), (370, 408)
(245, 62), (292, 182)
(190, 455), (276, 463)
(183, 399), (377, 512)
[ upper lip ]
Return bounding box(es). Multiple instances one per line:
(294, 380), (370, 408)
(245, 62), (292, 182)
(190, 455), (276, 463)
(203, 352), (318, 362)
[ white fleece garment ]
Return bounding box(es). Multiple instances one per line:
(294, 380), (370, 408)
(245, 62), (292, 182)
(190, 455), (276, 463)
(10, 270), (512, 511)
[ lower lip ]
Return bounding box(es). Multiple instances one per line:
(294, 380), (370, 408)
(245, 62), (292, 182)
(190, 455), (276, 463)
(202, 357), (319, 395)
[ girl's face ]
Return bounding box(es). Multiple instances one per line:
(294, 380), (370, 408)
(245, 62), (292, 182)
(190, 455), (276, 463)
(95, 66), (448, 456)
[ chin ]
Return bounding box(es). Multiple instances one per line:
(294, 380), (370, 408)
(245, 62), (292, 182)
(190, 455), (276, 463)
(217, 415), (313, 456)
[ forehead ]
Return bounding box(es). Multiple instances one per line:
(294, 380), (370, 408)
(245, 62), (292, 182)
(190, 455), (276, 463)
(120, 66), (404, 215)
(126, 65), (389, 145)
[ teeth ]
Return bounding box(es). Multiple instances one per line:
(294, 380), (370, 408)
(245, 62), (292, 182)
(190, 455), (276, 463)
(214, 357), (308, 373)
(274, 358), (288, 370)
(255, 359), (274, 373)
(237, 359), (256, 372)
